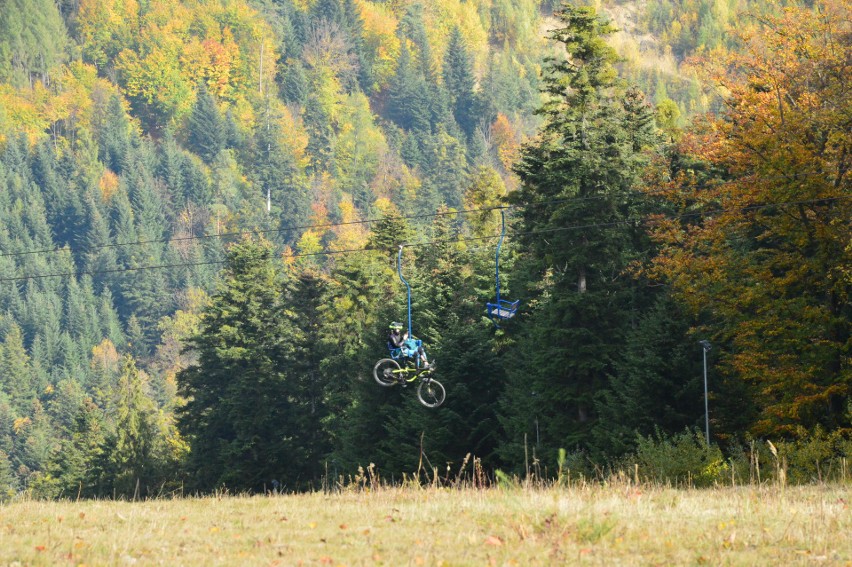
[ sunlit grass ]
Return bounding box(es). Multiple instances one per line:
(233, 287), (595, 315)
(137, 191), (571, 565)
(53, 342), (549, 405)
(1, 484), (849, 565)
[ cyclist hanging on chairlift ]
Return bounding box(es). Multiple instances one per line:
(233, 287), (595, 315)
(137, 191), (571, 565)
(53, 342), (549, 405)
(387, 321), (430, 369)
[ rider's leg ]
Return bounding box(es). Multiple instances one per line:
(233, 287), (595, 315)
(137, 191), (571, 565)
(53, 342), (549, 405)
(417, 346), (429, 368)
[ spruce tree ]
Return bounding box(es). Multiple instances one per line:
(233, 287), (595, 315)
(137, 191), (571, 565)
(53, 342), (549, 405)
(0, 0), (68, 87)
(387, 45), (431, 132)
(177, 239), (321, 491)
(0, 449), (16, 501)
(0, 323), (35, 415)
(443, 27), (479, 139)
(98, 94), (132, 174)
(55, 399), (106, 498)
(186, 84), (225, 164)
(591, 295), (703, 456)
(102, 355), (158, 498)
(325, 218), (411, 472)
(373, 215), (506, 474)
(251, 105), (310, 242)
(282, 62), (309, 105)
(499, 6), (660, 467)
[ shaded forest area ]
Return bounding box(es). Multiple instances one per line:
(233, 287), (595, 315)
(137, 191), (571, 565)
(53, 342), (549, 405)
(0, 0), (849, 496)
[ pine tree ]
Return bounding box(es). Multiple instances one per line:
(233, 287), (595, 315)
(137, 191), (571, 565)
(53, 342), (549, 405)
(499, 6), (660, 467)
(177, 239), (322, 491)
(102, 355), (158, 498)
(54, 399), (106, 498)
(443, 27), (479, 139)
(186, 84), (225, 164)
(387, 45), (431, 132)
(0, 323), (35, 415)
(98, 94), (132, 174)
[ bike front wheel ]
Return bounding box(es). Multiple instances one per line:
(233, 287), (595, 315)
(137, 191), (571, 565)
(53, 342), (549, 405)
(373, 358), (401, 387)
(417, 377), (446, 408)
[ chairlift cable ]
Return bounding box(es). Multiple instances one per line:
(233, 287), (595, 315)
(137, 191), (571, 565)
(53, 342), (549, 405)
(0, 194), (848, 283)
(0, 171), (832, 260)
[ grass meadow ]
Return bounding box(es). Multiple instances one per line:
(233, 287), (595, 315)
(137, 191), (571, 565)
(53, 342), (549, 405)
(1, 482), (850, 566)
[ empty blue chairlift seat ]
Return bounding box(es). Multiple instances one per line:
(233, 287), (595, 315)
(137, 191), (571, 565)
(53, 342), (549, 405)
(486, 209), (519, 325)
(487, 298), (519, 320)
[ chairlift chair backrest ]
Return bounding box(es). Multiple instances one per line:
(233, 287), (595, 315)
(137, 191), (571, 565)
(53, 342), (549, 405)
(486, 209), (519, 325)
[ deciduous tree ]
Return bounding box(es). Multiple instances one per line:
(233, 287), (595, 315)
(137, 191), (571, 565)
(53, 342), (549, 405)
(645, 0), (852, 437)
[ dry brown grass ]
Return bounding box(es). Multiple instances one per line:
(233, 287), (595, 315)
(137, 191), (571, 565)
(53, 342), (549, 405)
(1, 484), (850, 565)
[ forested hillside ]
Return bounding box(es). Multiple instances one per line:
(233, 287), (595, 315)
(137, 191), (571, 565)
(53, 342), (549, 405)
(0, 0), (849, 497)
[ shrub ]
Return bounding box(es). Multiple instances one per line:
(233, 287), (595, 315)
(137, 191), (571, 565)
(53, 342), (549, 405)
(776, 427), (852, 484)
(633, 428), (728, 487)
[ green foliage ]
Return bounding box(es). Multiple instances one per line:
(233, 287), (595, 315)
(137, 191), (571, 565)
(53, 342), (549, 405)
(177, 239), (324, 491)
(443, 26), (480, 138)
(776, 427), (852, 484)
(592, 295), (703, 457)
(281, 61), (308, 105)
(634, 428), (728, 487)
(102, 355), (159, 498)
(0, 0), (843, 498)
(0, 323), (36, 414)
(0, 0), (549, 497)
(387, 45), (432, 132)
(0, 0), (68, 87)
(186, 84), (225, 164)
(500, 5), (661, 463)
(0, 449), (16, 501)
(53, 398), (106, 498)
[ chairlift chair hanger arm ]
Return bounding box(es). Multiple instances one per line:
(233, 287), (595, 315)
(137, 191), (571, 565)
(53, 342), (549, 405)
(398, 244), (412, 338)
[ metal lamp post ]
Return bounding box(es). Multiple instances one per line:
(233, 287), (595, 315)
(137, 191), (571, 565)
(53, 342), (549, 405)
(699, 340), (712, 445)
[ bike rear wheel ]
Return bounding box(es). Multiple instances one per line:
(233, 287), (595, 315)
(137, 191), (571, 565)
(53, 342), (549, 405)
(417, 377), (446, 408)
(373, 358), (401, 387)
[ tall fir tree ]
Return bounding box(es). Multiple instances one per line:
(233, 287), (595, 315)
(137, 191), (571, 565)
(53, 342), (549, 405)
(177, 239), (322, 491)
(499, 6), (660, 468)
(252, 104), (310, 243)
(101, 355), (159, 498)
(387, 44), (431, 132)
(186, 84), (225, 164)
(443, 27), (480, 139)
(0, 324), (36, 415)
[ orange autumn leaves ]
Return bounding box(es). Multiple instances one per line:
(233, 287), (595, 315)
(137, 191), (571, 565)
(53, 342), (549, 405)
(645, 0), (851, 436)
(78, 0), (277, 124)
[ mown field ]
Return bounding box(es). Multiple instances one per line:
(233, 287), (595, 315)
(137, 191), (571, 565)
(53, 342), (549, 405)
(1, 484), (850, 566)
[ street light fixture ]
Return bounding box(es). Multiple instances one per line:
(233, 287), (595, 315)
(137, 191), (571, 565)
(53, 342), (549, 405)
(699, 340), (712, 445)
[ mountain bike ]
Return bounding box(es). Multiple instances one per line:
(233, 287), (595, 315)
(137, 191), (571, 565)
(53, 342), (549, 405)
(373, 358), (446, 408)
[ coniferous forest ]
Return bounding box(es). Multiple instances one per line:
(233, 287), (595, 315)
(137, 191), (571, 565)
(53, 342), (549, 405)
(0, 0), (849, 497)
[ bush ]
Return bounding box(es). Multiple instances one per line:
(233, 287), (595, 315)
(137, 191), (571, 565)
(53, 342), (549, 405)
(633, 428), (728, 487)
(776, 427), (852, 484)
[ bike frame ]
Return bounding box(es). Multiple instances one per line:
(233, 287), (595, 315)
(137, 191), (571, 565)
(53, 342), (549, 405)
(388, 364), (434, 383)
